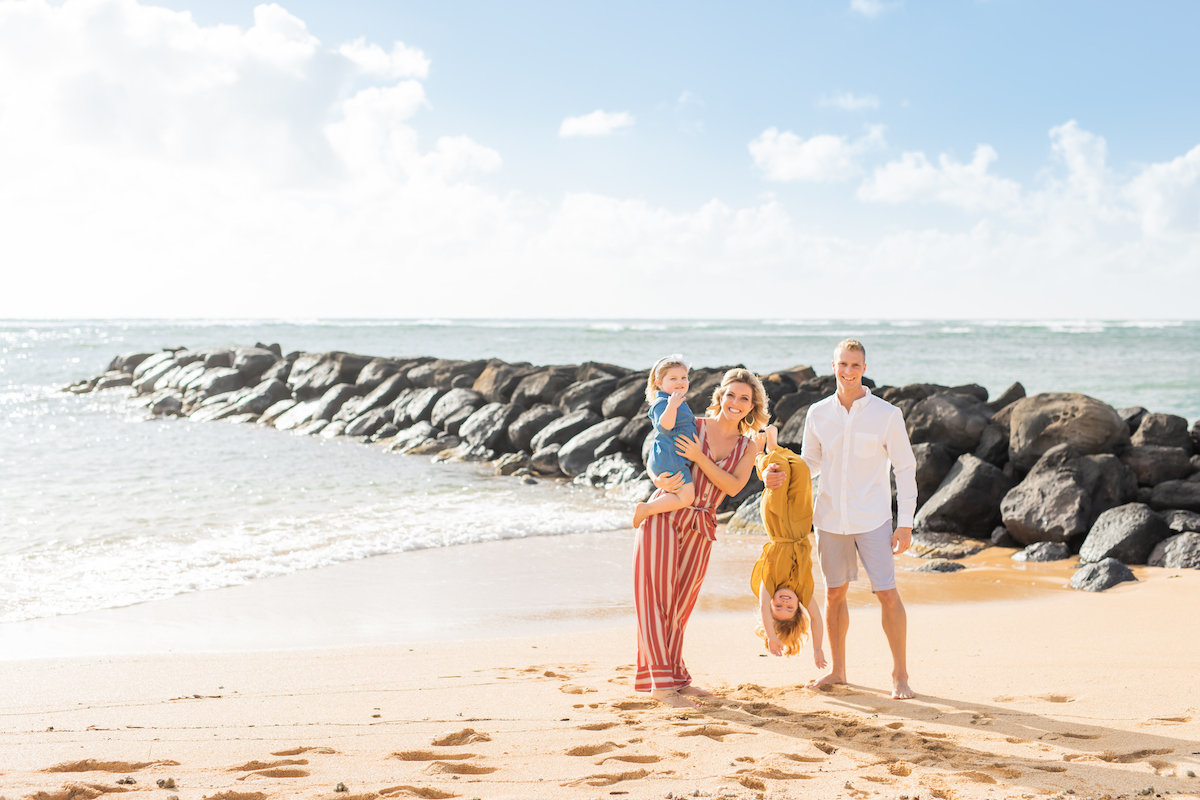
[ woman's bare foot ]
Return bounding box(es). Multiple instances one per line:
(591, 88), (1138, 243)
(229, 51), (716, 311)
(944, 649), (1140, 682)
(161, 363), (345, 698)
(892, 676), (915, 700)
(807, 670), (847, 690)
(632, 503), (650, 529)
(650, 688), (696, 708)
(677, 685), (715, 698)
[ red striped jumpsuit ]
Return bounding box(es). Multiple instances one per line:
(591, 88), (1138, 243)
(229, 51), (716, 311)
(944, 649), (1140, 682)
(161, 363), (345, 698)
(633, 418), (751, 692)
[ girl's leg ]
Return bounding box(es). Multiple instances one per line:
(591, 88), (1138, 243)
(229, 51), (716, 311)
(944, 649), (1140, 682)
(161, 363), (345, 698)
(632, 483), (694, 529)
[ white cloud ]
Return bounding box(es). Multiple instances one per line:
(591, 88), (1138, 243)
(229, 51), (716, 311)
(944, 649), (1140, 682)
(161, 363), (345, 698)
(339, 37), (429, 79)
(850, 0), (899, 18)
(1126, 144), (1200, 237)
(820, 92), (880, 111)
(750, 125), (885, 182)
(858, 145), (1022, 211)
(559, 110), (635, 138)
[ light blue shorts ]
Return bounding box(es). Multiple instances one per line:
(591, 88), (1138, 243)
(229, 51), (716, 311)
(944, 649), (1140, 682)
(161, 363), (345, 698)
(816, 521), (897, 592)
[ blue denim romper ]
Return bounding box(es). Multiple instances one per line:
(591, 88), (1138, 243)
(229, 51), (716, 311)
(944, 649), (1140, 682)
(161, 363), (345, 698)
(647, 390), (697, 484)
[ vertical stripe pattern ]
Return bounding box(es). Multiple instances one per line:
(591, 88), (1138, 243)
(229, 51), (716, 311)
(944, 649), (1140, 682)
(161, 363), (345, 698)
(633, 419), (750, 692)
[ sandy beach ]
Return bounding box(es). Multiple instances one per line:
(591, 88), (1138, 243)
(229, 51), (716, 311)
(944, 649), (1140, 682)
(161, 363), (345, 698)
(2, 529), (1198, 800)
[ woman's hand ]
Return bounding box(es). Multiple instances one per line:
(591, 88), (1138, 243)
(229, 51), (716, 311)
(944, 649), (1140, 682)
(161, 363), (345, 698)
(673, 433), (703, 462)
(653, 471), (686, 493)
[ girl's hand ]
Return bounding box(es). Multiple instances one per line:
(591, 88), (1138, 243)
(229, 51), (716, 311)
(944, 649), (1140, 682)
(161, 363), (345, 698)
(666, 389), (687, 408)
(813, 647), (827, 669)
(767, 636), (783, 657)
(673, 433), (702, 461)
(653, 471), (686, 493)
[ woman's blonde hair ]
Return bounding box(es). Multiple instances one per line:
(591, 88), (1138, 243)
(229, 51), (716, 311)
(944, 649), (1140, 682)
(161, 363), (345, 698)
(756, 604), (811, 657)
(644, 355), (690, 404)
(706, 367), (769, 434)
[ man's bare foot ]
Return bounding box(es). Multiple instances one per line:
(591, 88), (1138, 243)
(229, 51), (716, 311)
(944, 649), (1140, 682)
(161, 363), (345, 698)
(892, 676), (915, 700)
(677, 685), (715, 698)
(632, 503), (650, 529)
(650, 688), (695, 708)
(807, 671), (847, 690)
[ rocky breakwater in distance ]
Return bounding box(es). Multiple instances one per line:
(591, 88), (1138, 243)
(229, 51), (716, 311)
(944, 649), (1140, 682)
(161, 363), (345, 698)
(68, 345), (1200, 591)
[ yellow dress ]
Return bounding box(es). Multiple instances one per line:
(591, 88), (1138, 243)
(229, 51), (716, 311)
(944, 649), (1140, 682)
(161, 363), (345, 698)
(750, 445), (816, 607)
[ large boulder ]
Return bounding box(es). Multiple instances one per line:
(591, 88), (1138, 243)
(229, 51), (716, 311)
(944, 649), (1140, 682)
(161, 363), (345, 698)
(338, 372), (411, 422)
(354, 358), (402, 391)
(558, 417), (629, 477)
(986, 381), (1026, 413)
(107, 351), (153, 373)
(773, 390), (828, 429)
(727, 492), (767, 535)
(1000, 444), (1137, 545)
(1120, 445), (1194, 486)
(575, 453), (643, 489)
(530, 443), (564, 475)
(1163, 509), (1200, 534)
(556, 377), (619, 416)
(458, 402), (523, 453)
(973, 424), (1009, 466)
(530, 409), (602, 452)
(472, 361), (537, 403)
(1149, 479), (1200, 513)
(1078, 503), (1171, 565)
(913, 442), (958, 510)
(344, 407), (393, 438)
(408, 358), (488, 389)
(1131, 413), (1193, 453)
(915, 454), (1016, 539)
(388, 421), (439, 454)
(1011, 541), (1070, 562)
(507, 405), (562, 453)
(430, 388), (485, 431)
(191, 367), (246, 400)
(510, 367), (576, 408)
(402, 386), (449, 425)
(272, 399), (322, 431)
(602, 376), (649, 420)
(310, 383), (359, 422)
(287, 352), (373, 399)
(906, 392), (993, 454)
(224, 378), (291, 417)
(1148, 532), (1200, 569)
(778, 403), (816, 449)
(1007, 393), (1130, 471)
(1069, 558), (1136, 592)
(1192, 419), (1200, 453)
(232, 347), (279, 384)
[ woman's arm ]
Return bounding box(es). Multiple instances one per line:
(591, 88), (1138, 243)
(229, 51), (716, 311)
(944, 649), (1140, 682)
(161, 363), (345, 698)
(676, 434), (757, 498)
(759, 584), (782, 657)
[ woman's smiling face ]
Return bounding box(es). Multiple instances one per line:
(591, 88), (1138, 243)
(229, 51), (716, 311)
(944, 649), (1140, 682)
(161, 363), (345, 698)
(719, 381), (754, 422)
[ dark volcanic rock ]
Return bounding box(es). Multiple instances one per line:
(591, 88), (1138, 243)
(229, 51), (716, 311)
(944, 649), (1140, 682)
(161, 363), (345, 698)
(1148, 532), (1200, 569)
(558, 418), (629, 477)
(149, 394), (183, 416)
(458, 402), (523, 453)
(556, 377), (619, 416)
(389, 421), (439, 454)
(530, 409), (602, 452)
(224, 378), (291, 417)
(973, 424), (1009, 466)
(95, 372), (133, 390)
(908, 531), (988, 560)
(508, 404), (562, 453)
(602, 376), (649, 420)
(1011, 541), (1070, 562)
(232, 347), (279, 384)
(1149, 479), (1200, 513)
(192, 367), (246, 400)
(1163, 509), (1200, 534)
(1120, 445), (1194, 486)
(913, 442), (958, 510)
(354, 358), (401, 391)
(310, 383), (358, 422)
(402, 386), (449, 425)
(576, 453), (643, 488)
(915, 454), (1015, 539)
(1131, 412), (1194, 453)
(510, 366), (576, 408)
(1078, 502), (1170, 565)
(1192, 419), (1200, 453)
(287, 352), (372, 400)
(991, 526), (1021, 547)
(108, 352), (152, 373)
(1069, 558), (1135, 592)
(773, 390), (827, 429)
(1007, 393), (1130, 471)
(530, 443), (564, 475)
(430, 388), (485, 430)
(1118, 406), (1148, 434)
(344, 407), (392, 438)
(986, 381), (1026, 413)
(618, 415), (653, 449)
(472, 361), (536, 403)
(912, 558), (966, 573)
(906, 391), (992, 454)
(1000, 444), (1137, 546)
(408, 358), (487, 389)
(778, 403), (817, 449)
(340, 372), (410, 422)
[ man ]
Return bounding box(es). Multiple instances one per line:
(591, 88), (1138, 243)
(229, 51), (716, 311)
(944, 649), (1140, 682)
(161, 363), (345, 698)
(763, 338), (917, 699)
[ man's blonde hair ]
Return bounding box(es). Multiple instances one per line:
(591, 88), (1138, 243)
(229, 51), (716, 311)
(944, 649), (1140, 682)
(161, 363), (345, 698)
(835, 338), (866, 360)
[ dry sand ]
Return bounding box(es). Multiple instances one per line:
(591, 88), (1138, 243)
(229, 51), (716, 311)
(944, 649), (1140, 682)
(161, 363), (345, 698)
(1, 530), (1198, 800)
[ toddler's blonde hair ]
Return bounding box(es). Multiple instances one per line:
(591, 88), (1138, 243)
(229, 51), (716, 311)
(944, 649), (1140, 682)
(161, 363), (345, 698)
(644, 355), (689, 404)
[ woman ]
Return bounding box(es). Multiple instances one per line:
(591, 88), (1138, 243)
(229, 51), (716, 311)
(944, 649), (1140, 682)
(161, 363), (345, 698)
(633, 367), (769, 707)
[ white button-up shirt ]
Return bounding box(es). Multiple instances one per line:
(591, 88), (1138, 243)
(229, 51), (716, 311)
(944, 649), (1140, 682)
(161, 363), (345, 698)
(801, 388), (918, 534)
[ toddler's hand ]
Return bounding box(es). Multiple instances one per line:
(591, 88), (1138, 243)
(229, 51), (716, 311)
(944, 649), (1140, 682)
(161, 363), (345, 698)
(666, 389), (687, 408)
(813, 647), (827, 669)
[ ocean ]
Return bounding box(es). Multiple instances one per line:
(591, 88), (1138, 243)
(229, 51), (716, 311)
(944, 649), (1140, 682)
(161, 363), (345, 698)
(2, 318), (1197, 626)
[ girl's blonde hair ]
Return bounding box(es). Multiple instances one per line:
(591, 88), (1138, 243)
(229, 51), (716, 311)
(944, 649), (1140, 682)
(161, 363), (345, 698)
(756, 603), (811, 657)
(644, 355), (689, 404)
(706, 367), (769, 434)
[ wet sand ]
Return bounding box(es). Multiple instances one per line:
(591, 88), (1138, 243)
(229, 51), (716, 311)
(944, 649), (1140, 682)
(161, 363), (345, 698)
(2, 528), (1198, 799)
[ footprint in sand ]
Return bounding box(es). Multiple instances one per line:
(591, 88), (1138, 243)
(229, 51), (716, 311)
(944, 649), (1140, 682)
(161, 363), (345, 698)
(432, 728), (492, 746)
(610, 700), (657, 711)
(812, 741), (838, 755)
(886, 721), (905, 729)
(228, 759), (308, 771)
(886, 761), (913, 777)
(989, 764), (1023, 779)
(392, 751), (475, 762)
(735, 766), (816, 781)
(578, 722), (619, 731)
(1029, 764), (1067, 772)
(779, 753), (825, 764)
(378, 785), (458, 799)
(1035, 693), (1075, 703)
(970, 713), (994, 726)
(239, 768), (310, 780)
(565, 742), (622, 757)
(272, 746), (337, 756)
(599, 754), (662, 765)
(1146, 714), (1192, 725)
(559, 684), (596, 695)
(43, 759), (181, 773)
(675, 724), (753, 741)
(424, 762), (497, 775)
(1098, 747), (1173, 763)
(563, 768), (652, 787)
(196, 792), (269, 800)
(954, 770), (998, 784)
(1148, 758), (1177, 775)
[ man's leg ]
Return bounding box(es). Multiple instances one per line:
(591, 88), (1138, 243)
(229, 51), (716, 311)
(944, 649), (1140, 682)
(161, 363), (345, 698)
(809, 530), (855, 688)
(876, 588), (913, 699)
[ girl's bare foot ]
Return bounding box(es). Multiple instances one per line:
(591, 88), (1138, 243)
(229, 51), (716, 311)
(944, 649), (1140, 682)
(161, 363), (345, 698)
(632, 503), (650, 529)
(807, 670), (847, 690)
(892, 676), (915, 700)
(650, 688), (696, 708)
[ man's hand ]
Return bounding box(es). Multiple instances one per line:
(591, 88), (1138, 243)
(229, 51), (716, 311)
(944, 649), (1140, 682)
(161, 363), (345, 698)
(892, 526), (912, 555)
(762, 461), (786, 490)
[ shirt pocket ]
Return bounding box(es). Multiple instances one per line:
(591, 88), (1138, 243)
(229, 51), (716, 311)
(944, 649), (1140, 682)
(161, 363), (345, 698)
(853, 432), (881, 459)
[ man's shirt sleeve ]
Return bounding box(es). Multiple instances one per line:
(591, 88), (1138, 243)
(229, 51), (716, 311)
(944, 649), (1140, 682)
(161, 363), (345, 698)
(886, 409), (918, 528)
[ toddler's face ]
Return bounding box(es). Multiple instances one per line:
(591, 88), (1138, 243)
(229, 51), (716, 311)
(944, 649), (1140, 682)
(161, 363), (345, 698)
(770, 587), (798, 620)
(659, 366), (689, 395)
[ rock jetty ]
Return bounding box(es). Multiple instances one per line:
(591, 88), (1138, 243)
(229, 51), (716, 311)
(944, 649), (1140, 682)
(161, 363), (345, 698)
(67, 345), (1200, 589)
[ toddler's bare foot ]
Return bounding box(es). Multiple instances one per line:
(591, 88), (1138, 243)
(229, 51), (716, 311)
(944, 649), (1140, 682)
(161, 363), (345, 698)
(807, 670), (847, 690)
(892, 676), (915, 700)
(632, 503), (650, 529)
(650, 688), (696, 708)
(764, 424), (778, 451)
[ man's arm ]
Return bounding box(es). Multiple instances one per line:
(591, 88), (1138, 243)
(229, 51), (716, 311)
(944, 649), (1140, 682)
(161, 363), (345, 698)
(885, 410), (918, 529)
(800, 409), (822, 478)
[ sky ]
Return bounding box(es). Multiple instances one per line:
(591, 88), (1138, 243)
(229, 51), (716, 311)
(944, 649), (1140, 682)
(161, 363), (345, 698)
(2, 0), (1198, 320)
